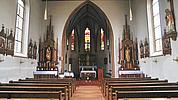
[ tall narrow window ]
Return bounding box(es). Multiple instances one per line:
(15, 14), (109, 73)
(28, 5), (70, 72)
(71, 29), (75, 51)
(101, 28), (104, 50)
(85, 28), (90, 51)
(14, 0), (30, 57)
(15, 0), (24, 53)
(147, 0), (162, 56)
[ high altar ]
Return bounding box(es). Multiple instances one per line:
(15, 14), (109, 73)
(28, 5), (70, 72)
(79, 53), (97, 80)
(118, 15), (143, 77)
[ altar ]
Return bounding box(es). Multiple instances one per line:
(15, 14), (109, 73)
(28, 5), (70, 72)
(118, 70), (144, 78)
(79, 66), (97, 80)
(33, 70), (58, 78)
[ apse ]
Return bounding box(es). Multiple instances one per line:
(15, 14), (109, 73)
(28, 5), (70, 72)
(62, 1), (113, 79)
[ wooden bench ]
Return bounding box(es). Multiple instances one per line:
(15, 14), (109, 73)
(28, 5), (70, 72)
(0, 91), (62, 99)
(9, 81), (73, 99)
(0, 86), (67, 100)
(103, 80), (168, 96)
(104, 81), (178, 100)
(115, 90), (178, 99)
(18, 78), (76, 93)
(102, 77), (178, 100)
(101, 77), (158, 93)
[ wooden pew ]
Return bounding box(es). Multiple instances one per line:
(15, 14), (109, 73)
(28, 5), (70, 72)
(104, 80), (168, 96)
(101, 77), (158, 93)
(18, 78), (76, 94)
(0, 91), (62, 100)
(115, 90), (178, 99)
(106, 82), (178, 100)
(9, 81), (72, 99)
(0, 86), (68, 100)
(102, 78), (178, 100)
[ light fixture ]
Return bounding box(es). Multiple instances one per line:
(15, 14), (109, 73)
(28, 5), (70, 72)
(173, 57), (178, 63)
(129, 0), (133, 21)
(0, 55), (4, 63)
(44, 0), (48, 20)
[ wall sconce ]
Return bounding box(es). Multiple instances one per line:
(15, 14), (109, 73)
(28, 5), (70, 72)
(31, 61), (34, 64)
(19, 59), (24, 64)
(143, 60), (146, 63)
(173, 57), (178, 62)
(153, 59), (158, 63)
(0, 56), (4, 62)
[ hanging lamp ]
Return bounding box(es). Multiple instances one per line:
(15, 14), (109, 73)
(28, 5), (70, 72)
(44, 0), (48, 20)
(129, 0), (133, 21)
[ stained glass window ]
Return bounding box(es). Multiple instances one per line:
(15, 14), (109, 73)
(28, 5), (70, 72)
(85, 28), (90, 51)
(101, 28), (104, 50)
(71, 29), (75, 51)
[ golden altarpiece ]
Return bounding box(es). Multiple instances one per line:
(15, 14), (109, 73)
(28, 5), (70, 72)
(118, 15), (139, 71)
(34, 17), (58, 78)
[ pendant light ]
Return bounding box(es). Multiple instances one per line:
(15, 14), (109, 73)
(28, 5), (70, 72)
(44, 0), (48, 20)
(129, 0), (133, 21)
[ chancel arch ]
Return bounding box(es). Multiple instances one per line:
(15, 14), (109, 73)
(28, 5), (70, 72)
(61, 1), (115, 78)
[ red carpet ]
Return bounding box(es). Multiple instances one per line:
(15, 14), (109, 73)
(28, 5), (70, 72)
(76, 80), (101, 86)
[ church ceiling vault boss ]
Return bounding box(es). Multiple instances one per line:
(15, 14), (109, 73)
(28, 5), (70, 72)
(61, 1), (115, 78)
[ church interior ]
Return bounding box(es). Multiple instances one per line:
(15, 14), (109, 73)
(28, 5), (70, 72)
(0, 0), (178, 100)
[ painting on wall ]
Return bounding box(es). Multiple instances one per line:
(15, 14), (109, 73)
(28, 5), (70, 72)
(162, 29), (172, 55)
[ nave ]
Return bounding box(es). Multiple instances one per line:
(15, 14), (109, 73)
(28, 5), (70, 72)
(0, 76), (178, 100)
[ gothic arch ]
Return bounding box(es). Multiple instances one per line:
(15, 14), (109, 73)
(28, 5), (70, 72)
(61, 0), (115, 77)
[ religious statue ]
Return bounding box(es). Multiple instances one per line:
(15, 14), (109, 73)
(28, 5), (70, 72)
(140, 41), (144, 58)
(46, 47), (51, 61)
(28, 39), (33, 58)
(0, 37), (5, 49)
(33, 41), (37, 59)
(144, 38), (149, 58)
(165, 9), (174, 32)
(125, 47), (130, 62)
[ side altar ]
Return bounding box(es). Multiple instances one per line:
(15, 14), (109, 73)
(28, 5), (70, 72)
(118, 15), (144, 78)
(33, 16), (59, 79)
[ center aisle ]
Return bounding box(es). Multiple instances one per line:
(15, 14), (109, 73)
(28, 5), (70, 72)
(72, 86), (105, 100)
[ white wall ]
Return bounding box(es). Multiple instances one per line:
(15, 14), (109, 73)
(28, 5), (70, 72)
(0, 0), (44, 82)
(133, 0), (178, 82)
(47, 0), (129, 73)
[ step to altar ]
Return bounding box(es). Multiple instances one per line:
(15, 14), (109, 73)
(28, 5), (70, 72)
(76, 80), (100, 86)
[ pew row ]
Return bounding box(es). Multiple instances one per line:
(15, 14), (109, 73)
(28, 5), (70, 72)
(0, 91), (62, 99)
(9, 79), (74, 98)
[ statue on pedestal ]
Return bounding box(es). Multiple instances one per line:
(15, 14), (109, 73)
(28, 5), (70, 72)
(125, 47), (130, 62)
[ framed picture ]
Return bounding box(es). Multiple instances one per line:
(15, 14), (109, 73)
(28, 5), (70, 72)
(162, 29), (172, 55)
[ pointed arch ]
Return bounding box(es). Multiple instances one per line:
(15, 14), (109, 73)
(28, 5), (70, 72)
(61, 1), (115, 77)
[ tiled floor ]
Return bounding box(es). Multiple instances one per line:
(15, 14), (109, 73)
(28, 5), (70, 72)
(72, 86), (105, 100)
